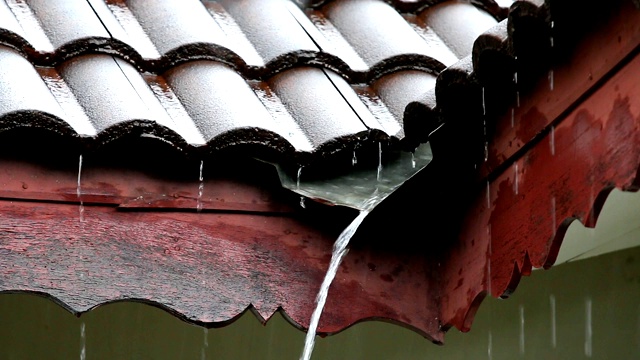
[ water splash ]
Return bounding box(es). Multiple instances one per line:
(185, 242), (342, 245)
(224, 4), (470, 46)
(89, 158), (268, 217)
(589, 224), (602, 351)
(585, 297), (593, 357)
(550, 294), (557, 348)
(376, 142), (383, 182)
(77, 154), (84, 222)
(519, 304), (525, 356)
(80, 322), (86, 360)
(197, 160), (204, 212)
(201, 327), (209, 360)
(300, 199), (377, 360)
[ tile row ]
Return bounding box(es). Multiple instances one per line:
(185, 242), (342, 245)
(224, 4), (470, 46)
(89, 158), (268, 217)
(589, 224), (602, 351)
(0, 46), (438, 163)
(0, 0), (499, 81)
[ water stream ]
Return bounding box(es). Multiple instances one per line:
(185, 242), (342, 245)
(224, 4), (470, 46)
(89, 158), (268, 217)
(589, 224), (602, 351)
(300, 199), (377, 360)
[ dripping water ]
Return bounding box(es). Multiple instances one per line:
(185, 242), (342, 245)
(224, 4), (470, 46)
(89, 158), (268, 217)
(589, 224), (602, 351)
(551, 196), (557, 234)
(549, 70), (554, 91)
(519, 304), (525, 356)
(352, 150), (357, 166)
(486, 180), (491, 209)
(297, 166), (302, 190)
(376, 142), (382, 181)
(411, 152), (416, 169)
(301, 199), (377, 360)
(514, 58), (520, 108)
(482, 87), (488, 162)
(77, 154), (84, 222)
(550, 294), (557, 348)
(550, 126), (556, 155)
(300, 196), (306, 209)
(585, 297), (593, 357)
(201, 327), (209, 360)
(488, 330), (493, 360)
(80, 321), (86, 360)
(197, 160), (204, 212)
(511, 108), (515, 128)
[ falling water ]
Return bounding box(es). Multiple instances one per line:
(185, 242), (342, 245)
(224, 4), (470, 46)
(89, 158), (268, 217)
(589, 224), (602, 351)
(77, 154), (84, 222)
(80, 322), (86, 360)
(376, 142), (383, 181)
(352, 150), (357, 166)
(482, 87), (488, 162)
(549, 70), (554, 91)
(511, 108), (515, 128)
(297, 166), (302, 189)
(300, 196), (306, 209)
(585, 297), (593, 357)
(300, 200), (376, 360)
(550, 126), (556, 155)
(519, 304), (525, 356)
(411, 152), (416, 169)
(486, 180), (491, 209)
(514, 58), (520, 107)
(550, 294), (557, 348)
(197, 160), (204, 212)
(488, 330), (493, 360)
(201, 327), (209, 360)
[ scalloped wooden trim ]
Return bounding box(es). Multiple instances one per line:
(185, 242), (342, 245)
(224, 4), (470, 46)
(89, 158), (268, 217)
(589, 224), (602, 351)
(439, 45), (640, 333)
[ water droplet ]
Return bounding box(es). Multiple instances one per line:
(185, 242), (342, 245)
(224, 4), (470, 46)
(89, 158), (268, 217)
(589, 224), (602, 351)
(550, 294), (557, 348)
(549, 70), (554, 91)
(300, 196), (306, 209)
(377, 142), (382, 182)
(301, 207), (373, 360)
(80, 322), (86, 360)
(352, 150), (357, 166)
(77, 155), (84, 223)
(519, 304), (525, 356)
(197, 160), (204, 212)
(585, 297), (593, 357)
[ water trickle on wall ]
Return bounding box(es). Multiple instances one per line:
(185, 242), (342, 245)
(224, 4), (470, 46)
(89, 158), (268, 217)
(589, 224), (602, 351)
(77, 154), (84, 222)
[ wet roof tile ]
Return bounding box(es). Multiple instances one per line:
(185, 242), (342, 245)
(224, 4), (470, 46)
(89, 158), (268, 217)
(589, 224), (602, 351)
(0, 0), (548, 166)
